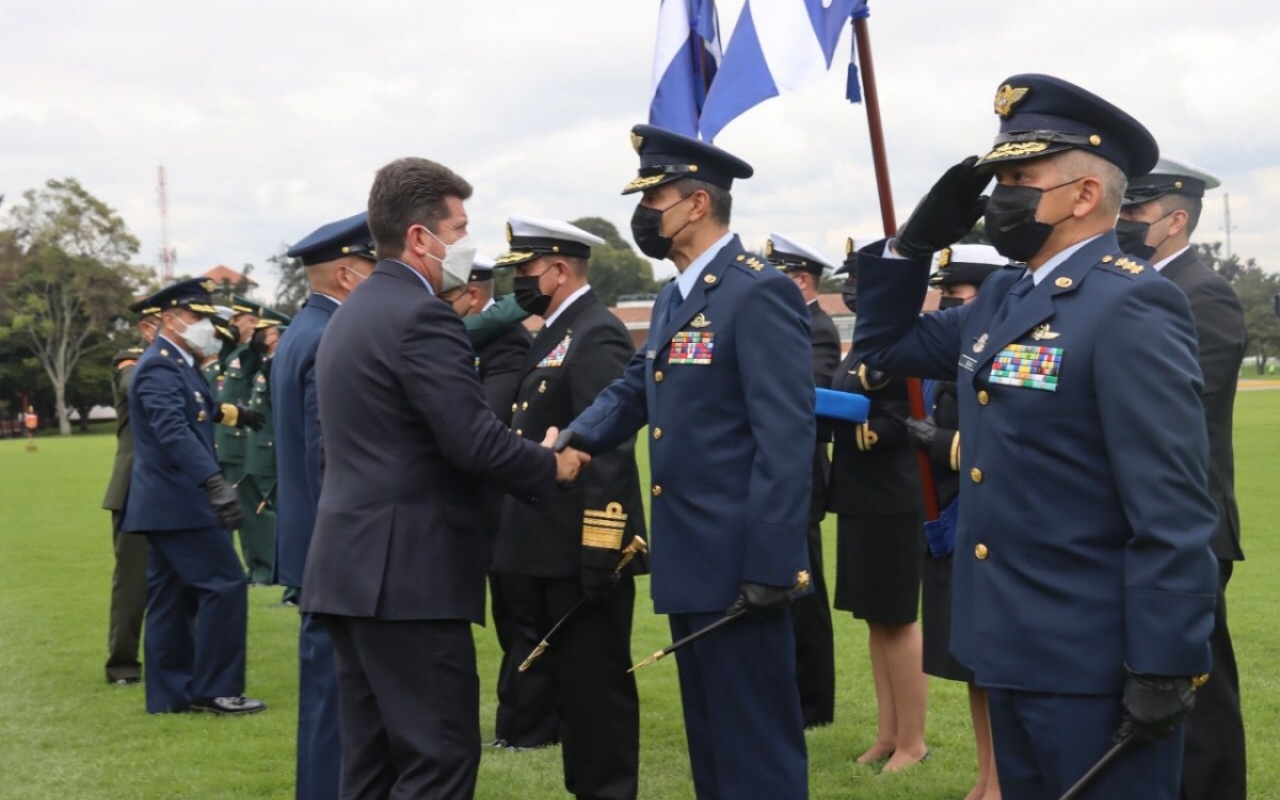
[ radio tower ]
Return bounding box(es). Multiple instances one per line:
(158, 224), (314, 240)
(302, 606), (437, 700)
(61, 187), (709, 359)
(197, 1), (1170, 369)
(157, 166), (177, 283)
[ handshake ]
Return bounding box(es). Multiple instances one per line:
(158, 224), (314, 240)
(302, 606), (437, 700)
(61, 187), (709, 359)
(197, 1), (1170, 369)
(541, 426), (591, 483)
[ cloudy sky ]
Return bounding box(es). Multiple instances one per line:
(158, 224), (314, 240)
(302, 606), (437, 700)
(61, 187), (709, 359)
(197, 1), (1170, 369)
(3, 0), (1276, 297)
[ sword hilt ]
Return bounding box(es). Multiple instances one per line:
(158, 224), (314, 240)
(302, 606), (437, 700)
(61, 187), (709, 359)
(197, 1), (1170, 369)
(518, 640), (550, 673)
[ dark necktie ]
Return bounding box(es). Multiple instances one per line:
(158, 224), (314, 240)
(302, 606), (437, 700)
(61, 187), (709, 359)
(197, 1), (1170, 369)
(991, 274), (1033, 329)
(665, 288), (684, 327)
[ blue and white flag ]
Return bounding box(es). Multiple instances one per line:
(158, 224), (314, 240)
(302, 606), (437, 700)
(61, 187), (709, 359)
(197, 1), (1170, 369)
(648, 0), (723, 137)
(700, 0), (867, 142)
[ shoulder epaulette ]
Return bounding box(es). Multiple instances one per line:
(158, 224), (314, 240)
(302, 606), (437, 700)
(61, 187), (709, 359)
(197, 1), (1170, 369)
(1099, 253), (1144, 277)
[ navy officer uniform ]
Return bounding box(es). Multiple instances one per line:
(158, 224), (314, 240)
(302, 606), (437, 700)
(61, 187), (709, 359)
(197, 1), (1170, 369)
(273, 212), (376, 800)
(767, 232), (839, 729)
(567, 125), (814, 800)
(120, 278), (266, 715)
(852, 75), (1218, 799)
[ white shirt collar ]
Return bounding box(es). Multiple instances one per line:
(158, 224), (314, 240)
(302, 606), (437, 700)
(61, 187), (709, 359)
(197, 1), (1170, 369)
(543, 284), (591, 329)
(675, 232), (735, 299)
(314, 292), (343, 306)
(1153, 245), (1190, 273)
(1029, 234), (1102, 285)
(158, 334), (194, 366)
(389, 259), (436, 295)
(482, 297), (496, 312)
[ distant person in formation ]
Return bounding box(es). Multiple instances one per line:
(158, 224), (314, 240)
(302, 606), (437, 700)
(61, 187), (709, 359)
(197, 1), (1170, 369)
(852, 74), (1218, 799)
(1118, 157), (1248, 800)
(767, 232), (839, 730)
(273, 211), (376, 800)
(240, 308), (289, 595)
(907, 244), (1007, 800)
(302, 157), (588, 800)
(100, 300), (160, 686)
(565, 125), (814, 800)
(119, 278), (267, 716)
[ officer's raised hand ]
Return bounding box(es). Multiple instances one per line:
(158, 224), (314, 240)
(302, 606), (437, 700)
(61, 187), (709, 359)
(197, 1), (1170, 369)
(894, 156), (991, 259)
(202, 472), (244, 531)
(543, 426), (591, 483)
(217, 402), (265, 431)
(1115, 668), (1197, 743)
(726, 582), (792, 618)
(906, 416), (938, 451)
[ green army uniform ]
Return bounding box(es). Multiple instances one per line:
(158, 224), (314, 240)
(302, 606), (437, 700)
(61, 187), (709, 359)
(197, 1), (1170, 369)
(242, 358), (278, 585)
(102, 346), (149, 683)
(464, 294), (530, 348)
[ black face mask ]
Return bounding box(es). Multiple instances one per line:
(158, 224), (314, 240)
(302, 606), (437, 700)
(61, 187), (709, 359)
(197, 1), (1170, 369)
(983, 179), (1080, 263)
(841, 283), (858, 314)
(1115, 210), (1175, 262)
(938, 294), (966, 310)
(513, 271), (553, 316)
(630, 195), (693, 260)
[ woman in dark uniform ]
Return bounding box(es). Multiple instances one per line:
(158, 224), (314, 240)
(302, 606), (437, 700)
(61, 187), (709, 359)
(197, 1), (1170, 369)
(907, 245), (1006, 800)
(827, 251), (929, 773)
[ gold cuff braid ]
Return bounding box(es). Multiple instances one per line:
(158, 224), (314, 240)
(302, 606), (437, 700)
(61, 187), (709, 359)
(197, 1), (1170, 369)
(950, 432), (961, 472)
(582, 502), (628, 550)
(219, 403), (238, 428)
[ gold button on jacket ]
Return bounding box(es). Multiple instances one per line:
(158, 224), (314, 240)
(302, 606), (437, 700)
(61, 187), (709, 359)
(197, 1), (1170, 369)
(975, 543), (989, 560)
(653, 428), (663, 440)
(651, 484), (663, 497)
(970, 467), (984, 483)
(978, 390), (990, 405)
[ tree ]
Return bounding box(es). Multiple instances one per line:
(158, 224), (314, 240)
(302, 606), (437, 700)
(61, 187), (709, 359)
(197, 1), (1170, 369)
(270, 245), (308, 316)
(0, 179), (145, 435)
(569, 217), (663, 306)
(957, 220), (990, 246)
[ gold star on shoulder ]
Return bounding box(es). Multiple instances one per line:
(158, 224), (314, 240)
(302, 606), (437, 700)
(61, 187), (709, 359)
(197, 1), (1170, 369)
(1115, 258), (1144, 275)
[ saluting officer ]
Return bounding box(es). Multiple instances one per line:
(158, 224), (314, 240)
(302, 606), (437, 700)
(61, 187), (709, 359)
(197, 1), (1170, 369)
(767, 232), (839, 730)
(119, 278), (267, 715)
(853, 74), (1218, 798)
(490, 215), (647, 799)
(566, 125), (814, 800)
(100, 300), (160, 686)
(1118, 158), (1248, 800)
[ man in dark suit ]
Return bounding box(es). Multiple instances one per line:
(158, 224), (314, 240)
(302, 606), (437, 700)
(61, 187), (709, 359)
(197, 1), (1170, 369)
(488, 214), (646, 799)
(100, 303), (159, 685)
(566, 126), (814, 800)
(852, 75), (1218, 799)
(440, 254), (561, 751)
(120, 278), (267, 716)
(273, 211), (376, 800)
(768, 232), (839, 730)
(1119, 157), (1248, 800)
(302, 158), (589, 800)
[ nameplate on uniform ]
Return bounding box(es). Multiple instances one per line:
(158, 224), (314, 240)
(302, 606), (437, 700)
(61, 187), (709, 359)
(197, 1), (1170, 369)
(669, 331), (714, 365)
(989, 344), (1063, 391)
(959, 355), (978, 372)
(536, 334), (573, 368)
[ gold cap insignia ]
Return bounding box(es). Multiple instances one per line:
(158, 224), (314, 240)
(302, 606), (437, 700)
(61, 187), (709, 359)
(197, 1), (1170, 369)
(631, 132), (644, 154)
(494, 250), (535, 266)
(938, 247), (951, 268)
(993, 84), (1029, 117)
(505, 222), (513, 243)
(622, 174), (666, 193)
(845, 237), (854, 255)
(1089, 134), (1102, 146)
(1055, 277), (1074, 288)
(764, 239), (775, 257)
(690, 313), (711, 328)
(199, 279), (216, 293)
(980, 141), (1050, 162)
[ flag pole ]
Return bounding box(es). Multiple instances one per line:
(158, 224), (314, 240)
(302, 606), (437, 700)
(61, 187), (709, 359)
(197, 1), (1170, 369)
(852, 15), (940, 520)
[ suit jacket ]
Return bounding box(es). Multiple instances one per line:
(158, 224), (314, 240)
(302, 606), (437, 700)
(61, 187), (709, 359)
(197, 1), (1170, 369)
(852, 232), (1218, 694)
(302, 260), (557, 623)
(272, 294), (338, 588)
(808, 301), (841, 522)
(102, 347), (144, 511)
(476, 316), (532, 536)
(569, 236), (814, 614)
(1162, 248), (1247, 561)
(120, 336), (223, 533)
(493, 290), (647, 578)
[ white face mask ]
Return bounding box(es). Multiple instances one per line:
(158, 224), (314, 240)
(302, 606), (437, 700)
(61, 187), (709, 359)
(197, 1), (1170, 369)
(422, 226), (478, 293)
(177, 317), (221, 358)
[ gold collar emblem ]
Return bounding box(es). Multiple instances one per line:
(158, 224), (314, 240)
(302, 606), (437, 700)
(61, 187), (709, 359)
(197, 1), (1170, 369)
(993, 84), (1029, 117)
(1031, 324), (1061, 341)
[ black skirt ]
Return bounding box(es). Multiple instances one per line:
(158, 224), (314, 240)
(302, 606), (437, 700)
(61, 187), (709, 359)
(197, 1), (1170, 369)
(921, 554), (974, 682)
(833, 513), (921, 625)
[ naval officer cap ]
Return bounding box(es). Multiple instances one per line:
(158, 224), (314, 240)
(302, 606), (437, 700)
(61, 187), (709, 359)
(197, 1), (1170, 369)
(929, 244), (1007, 287)
(468, 255), (497, 283)
(976, 74), (1158, 179)
(1124, 155), (1222, 206)
(133, 278), (221, 317)
(832, 237), (859, 276)
(286, 211), (376, 267)
(766, 233), (834, 276)
(622, 124), (754, 195)
(494, 215), (606, 268)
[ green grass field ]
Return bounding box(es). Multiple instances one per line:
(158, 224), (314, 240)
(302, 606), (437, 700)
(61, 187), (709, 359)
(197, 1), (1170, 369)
(2, 391), (1278, 799)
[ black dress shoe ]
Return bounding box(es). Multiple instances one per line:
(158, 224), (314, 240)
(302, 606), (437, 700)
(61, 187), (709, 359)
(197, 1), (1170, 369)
(108, 676), (141, 686)
(190, 695), (267, 715)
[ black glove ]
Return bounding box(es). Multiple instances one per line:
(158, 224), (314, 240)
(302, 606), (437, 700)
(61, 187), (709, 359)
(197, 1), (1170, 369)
(553, 428), (585, 453)
(894, 156), (991, 259)
(236, 405), (265, 431)
(581, 548), (620, 603)
(1116, 669), (1196, 743)
(905, 417), (938, 451)
(726, 582), (792, 618)
(202, 473), (244, 531)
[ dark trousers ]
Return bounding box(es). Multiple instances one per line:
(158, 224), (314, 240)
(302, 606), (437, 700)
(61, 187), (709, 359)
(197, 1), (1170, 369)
(297, 611), (341, 800)
(237, 475), (277, 584)
(670, 610), (808, 800)
(790, 519), (835, 727)
(988, 688), (1183, 800)
(522, 576), (639, 800)
(106, 511), (148, 682)
(326, 616), (480, 800)
(490, 572), (560, 747)
(143, 527), (248, 713)
(1181, 561), (1246, 800)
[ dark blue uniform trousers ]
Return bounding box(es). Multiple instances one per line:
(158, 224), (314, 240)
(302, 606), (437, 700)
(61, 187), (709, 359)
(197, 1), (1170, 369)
(142, 527), (248, 713)
(670, 610), (807, 800)
(297, 611), (340, 800)
(987, 689), (1183, 800)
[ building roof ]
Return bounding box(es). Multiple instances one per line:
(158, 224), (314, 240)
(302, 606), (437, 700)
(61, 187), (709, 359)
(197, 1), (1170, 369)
(201, 264), (258, 288)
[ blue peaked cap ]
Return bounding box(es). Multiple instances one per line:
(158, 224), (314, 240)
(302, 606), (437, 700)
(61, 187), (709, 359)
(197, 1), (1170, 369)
(286, 212), (376, 267)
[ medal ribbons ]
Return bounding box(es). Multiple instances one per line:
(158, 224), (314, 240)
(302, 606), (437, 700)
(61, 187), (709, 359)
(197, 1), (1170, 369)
(536, 334), (572, 368)
(989, 344), (1063, 391)
(669, 331), (714, 365)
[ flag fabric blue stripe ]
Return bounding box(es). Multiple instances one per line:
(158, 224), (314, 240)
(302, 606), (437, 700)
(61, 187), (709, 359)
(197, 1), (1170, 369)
(649, 0), (722, 138)
(699, 2), (777, 143)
